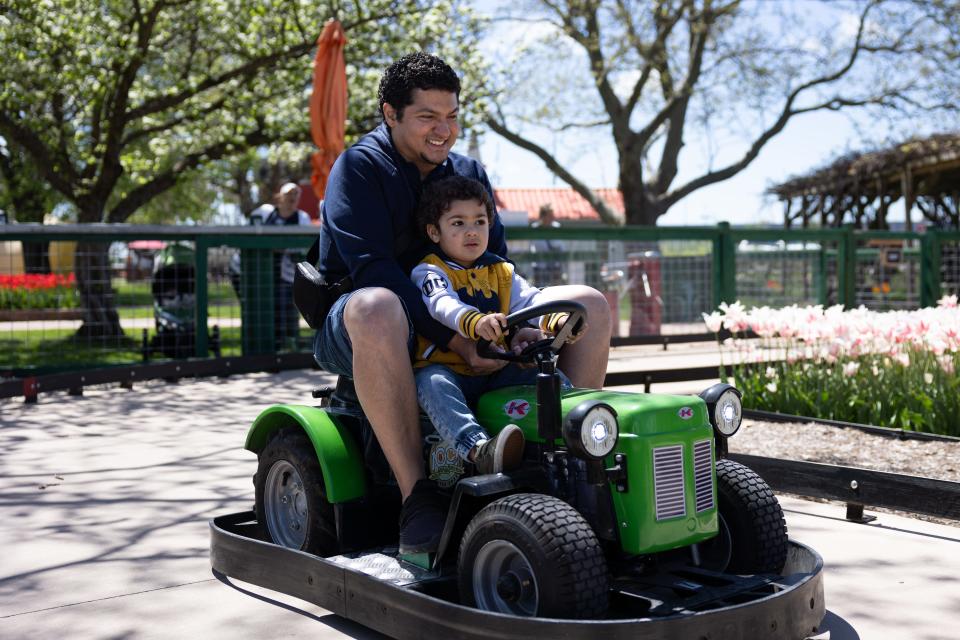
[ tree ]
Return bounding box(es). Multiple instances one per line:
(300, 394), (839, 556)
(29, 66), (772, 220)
(483, 0), (960, 225)
(0, 139), (64, 272)
(0, 0), (484, 338)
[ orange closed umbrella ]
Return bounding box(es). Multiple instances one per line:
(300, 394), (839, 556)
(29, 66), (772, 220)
(309, 19), (348, 201)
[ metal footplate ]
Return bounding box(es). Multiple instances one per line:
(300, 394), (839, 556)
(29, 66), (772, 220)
(329, 550), (439, 584)
(210, 511), (826, 640)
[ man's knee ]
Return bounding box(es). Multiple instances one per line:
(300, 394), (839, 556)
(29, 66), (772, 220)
(544, 285), (610, 326)
(344, 288), (408, 341)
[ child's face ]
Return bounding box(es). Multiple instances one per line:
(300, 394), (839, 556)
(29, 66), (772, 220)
(426, 199), (489, 266)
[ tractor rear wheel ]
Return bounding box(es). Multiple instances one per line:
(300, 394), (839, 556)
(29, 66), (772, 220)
(254, 426), (336, 555)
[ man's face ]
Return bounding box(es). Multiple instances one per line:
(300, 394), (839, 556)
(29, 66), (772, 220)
(426, 198), (489, 267)
(384, 88), (459, 178)
(276, 188), (300, 216)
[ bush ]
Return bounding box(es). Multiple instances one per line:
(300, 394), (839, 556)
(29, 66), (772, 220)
(0, 273), (79, 310)
(705, 296), (960, 436)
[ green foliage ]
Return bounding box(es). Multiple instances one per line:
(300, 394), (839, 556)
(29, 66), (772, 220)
(733, 351), (960, 436)
(0, 0), (486, 223)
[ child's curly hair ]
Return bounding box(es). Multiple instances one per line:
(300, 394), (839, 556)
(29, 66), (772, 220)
(417, 176), (494, 235)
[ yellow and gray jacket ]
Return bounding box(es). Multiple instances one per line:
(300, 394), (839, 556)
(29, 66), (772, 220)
(410, 250), (565, 374)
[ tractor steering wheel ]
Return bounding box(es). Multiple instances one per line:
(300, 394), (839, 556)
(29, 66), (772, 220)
(476, 300), (587, 364)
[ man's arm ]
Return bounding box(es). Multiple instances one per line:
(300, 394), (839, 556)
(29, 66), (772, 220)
(324, 150), (454, 346)
(474, 163), (508, 258)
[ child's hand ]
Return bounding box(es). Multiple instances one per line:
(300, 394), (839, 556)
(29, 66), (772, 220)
(475, 313), (507, 342)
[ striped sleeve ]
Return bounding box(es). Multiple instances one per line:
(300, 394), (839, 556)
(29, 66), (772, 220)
(540, 312), (569, 333)
(411, 261), (483, 338)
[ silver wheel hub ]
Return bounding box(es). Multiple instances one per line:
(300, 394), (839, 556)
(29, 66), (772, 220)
(472, 540), (539, 616)
(264, 460), (308, 549)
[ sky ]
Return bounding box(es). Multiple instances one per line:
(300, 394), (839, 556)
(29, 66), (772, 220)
(469, 0), (921, 227)
(478, 108), (870, 227)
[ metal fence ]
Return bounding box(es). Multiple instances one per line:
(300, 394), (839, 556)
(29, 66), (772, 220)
(1, 223), (958, 375)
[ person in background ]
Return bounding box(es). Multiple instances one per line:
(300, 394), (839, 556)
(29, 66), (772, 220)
(530, 203), (566, 286)
(252, 182), (311, 348)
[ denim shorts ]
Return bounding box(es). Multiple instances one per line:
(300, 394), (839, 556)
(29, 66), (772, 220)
(312, 288), (415, 376)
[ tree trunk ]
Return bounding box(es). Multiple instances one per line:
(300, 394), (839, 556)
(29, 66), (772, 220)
(620, 158), (666, 226)
(22, 241), (51, 274)
(73, 240), (125, 340)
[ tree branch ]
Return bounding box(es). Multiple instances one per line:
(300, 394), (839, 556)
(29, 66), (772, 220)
(659, 0), (882, 208)
(121, 96), (229, 146)
(486, 115), (624, 225)
(0, 112), (77, 200)
(107, 125), (272, 222)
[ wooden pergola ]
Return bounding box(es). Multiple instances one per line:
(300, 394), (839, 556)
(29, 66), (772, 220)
(769, 133), (960, 230)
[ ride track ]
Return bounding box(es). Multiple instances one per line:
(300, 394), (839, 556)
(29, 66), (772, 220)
(5, 348), (956, 638)
(5, 351), (958, 522)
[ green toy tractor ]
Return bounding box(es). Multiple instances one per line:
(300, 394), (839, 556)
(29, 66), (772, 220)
(244, 301), (788, 619)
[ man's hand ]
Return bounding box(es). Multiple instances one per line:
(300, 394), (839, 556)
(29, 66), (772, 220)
(475, 313), (507, 342)
(448, 332), (507, 375)
(554, 315), (588, 346)
(510, 326), (546, 354)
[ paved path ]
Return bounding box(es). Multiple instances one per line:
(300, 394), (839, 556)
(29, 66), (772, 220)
(1, 364), (958, 639)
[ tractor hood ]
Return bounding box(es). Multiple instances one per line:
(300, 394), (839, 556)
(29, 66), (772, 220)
(476, 387), (711, 441)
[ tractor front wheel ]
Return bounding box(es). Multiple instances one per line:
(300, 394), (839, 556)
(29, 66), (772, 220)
(700, 458), (788, 574)
(458, 493), (608, 619)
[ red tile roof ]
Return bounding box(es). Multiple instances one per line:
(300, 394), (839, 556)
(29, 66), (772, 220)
(494, 188), (623, 222)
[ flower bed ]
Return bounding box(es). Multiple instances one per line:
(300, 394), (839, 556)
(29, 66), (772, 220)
(0, 273), (79, 310)
(705, 296), (960, 436)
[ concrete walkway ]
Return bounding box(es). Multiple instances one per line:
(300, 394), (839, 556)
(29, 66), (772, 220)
(1, 363), (958, 639)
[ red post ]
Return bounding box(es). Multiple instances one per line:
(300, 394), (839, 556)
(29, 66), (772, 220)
(628, 252), (663, 335)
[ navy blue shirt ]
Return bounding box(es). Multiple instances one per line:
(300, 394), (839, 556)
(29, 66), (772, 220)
(318, 123), (507, 347)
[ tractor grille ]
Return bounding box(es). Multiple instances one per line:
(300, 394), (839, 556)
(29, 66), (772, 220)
(693, 439), (715, 512)
(653, 445), (686, 520)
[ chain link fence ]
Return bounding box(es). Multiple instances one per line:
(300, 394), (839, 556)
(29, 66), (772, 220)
(1, 224), (956, 375)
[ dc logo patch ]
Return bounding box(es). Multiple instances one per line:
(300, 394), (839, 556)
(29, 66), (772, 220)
(420, 274), (447, 297)
(504, 399), (530, 419)
(678, 407), (694, 420)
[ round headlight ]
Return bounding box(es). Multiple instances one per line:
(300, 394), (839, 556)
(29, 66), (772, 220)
(563, 402), (619, 460)
(713, 389), (742, 436)
(699, 383), (743, 438)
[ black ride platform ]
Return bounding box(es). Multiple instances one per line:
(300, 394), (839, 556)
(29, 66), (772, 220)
(210, 511), (825, 640)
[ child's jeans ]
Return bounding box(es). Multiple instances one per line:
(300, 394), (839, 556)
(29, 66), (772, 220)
(415, 363), (572, 461)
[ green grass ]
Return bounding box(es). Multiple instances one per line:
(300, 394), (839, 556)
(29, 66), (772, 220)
(0, 325), (248, 371)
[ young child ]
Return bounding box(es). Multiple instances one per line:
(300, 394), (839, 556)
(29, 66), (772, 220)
(411, 176), (573, 475)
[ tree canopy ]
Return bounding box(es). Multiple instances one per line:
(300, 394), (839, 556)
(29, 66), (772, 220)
(0, 0), (485, 224)
(483, 0), (960, 225)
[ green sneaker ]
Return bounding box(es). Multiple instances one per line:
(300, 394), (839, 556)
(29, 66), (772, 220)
(473, 424), (524, 475)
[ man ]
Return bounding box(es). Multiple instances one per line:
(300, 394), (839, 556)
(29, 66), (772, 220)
(530, 203), (566, 286)
(252, 182), (311, 347)
(315, 52), (611, 553)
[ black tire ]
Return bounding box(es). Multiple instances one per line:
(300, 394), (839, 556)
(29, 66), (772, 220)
(254, 426), (336, 555)
(701, 458), (788, 574)
(458, 493), (608, 619)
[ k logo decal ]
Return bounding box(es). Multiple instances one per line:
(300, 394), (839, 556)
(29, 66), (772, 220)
(504, 399), (530, 419)
(678, 407), (694, 420)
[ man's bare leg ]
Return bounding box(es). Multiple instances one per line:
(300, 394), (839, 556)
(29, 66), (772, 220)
(344, 288), (422, 500)
(538, 285), (611, 388)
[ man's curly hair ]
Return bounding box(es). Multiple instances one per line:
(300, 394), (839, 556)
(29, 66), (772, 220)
(417, 176), (494, 236)
(378, 52), (461, 120)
